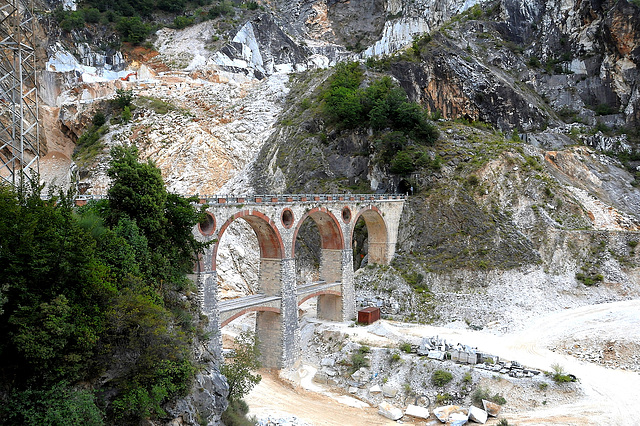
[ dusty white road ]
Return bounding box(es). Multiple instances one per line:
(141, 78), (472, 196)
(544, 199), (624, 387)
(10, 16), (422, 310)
(246, 300), (640, 425)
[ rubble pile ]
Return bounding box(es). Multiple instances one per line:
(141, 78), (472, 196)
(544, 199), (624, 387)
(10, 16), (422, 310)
(415, 336), (542, 378)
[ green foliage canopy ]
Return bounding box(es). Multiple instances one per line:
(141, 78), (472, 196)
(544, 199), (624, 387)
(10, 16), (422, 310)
(0, 146), (208, 424)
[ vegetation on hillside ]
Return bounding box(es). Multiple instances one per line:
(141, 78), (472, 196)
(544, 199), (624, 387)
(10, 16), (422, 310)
(0, 146), (208, 424)
(54, 0), (260, 44)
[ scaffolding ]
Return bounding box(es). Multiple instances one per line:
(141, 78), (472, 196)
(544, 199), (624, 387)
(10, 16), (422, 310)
(0, 0), (38, 187)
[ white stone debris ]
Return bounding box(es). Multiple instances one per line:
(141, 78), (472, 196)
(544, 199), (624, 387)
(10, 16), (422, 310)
(377, 402), (403, 420)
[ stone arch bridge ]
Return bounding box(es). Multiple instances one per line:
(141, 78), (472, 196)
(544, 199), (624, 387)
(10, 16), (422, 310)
(189, 193), (406, 368)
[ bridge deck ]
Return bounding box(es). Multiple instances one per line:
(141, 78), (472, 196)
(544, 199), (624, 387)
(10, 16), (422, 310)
(219, 294), (281, 313)
(218, 281), (343, 313)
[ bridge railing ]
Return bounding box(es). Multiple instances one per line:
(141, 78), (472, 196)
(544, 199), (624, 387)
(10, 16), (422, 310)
(69, 193), (408, 205)
(192, 193), (408, 204)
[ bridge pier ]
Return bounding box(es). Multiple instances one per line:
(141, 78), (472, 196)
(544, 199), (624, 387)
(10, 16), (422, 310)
(341, 248), (355, 321)
(196, 270), (223, 363)
(279, 257), (299, 368)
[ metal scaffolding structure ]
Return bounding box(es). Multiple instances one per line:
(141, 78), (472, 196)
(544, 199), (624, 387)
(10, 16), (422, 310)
(0, 0), (38, 186)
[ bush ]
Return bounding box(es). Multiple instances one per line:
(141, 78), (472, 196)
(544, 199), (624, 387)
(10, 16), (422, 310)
(121, 106), (132, 122)
(390, 151), (415, 175)
(92, 111), (106, 127)
(431, 370), (453, 387)
(81, 7), (101, 24)
(221, 399), (254, 426)
(114, 89), (134, 109)
(208, 1), (234, 18)
(550, 363), (576, 383)
(389, 352), (401, 363)
(471, 387), (507, 406)
(221, 331), (262, 402)
(59, 10), (85, 32)
(351, 352), (369, 371)
(436, 393), (452, 404)
(399, 342), (412, 353)
(173, 15), (195, 29)
(116, 16), (151, 44)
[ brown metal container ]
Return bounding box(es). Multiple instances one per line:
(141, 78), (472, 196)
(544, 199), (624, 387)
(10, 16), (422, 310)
(358, 307), (380, 324)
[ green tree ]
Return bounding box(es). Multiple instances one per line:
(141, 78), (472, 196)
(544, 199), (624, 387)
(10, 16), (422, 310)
(116, 16), (151, 44)
(221, 331), (262, 402)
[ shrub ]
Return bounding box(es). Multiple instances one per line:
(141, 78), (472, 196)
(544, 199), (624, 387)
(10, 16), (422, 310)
(208, 1), (234, 18)
(465, 175), (480, 186)
(114, 89), (134, 109)
(92, 111), (106, 127)
(431, 370), (453, 387)
(221, 331), (262, 402)
(594, 103), (614, 116)
(389, 352), (401, 363)
(472, 387), (507, 406)
(121, 106), (132, 122)
(173, 16), (195, 29)
(399, 342), (412, 353)
(550, 364), (575, 383)
(351, 352), (369, 371)
(221, 399), (254, 426)
(116, 16), (151, 44)
(390, 151), (415, 175)
(575, 272), (603, 286)
(463, 372), (472, 383)
(436, 393), (452, 404)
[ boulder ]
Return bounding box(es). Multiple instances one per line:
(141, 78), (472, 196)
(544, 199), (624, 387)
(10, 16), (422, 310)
(348, 386), (358, 394)
(433, 405), (468, 423)
(468, 406), (488, 424)
(382, 384), (398, 398)
(482, 400), (501, 417)
(405, 404), (429, 419)
(320, 357), (335, 367)
(369, 384), (382, 394)
(378, 402), (403, 420)
(450, 411), (469, 426)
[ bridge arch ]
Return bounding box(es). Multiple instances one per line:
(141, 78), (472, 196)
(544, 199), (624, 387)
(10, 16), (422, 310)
(292, 207), (344, 285)
(212, 210), (284, 270)
(291, 207), (344, 257)
(213, 210), (285, 296)
(352, 205), (389, 265)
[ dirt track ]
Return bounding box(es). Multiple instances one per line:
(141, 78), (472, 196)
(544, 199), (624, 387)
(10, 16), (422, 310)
(246, 300), (640, 425)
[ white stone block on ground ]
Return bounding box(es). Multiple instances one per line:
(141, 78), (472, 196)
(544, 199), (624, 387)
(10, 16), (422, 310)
(369, 384), (382, 394)
(320, 357), (335, 367)
(378, 402), (403, 420)
(482, 400), (501, 417)
(348, 386), (358, 394)
(405, 404), (429, 419)
(468, 406), (488, 424)
(382, 384), (398, 398)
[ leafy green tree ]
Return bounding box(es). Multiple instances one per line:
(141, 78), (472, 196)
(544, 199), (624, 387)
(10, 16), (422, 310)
(390, 151), (415, 175)
(221, 331), (262, 402)
(0, 184), (116, 388)
(116, 16), (151, 44)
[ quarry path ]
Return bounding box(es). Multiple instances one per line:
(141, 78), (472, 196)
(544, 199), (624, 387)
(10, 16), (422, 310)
(246, 299), (640, 425)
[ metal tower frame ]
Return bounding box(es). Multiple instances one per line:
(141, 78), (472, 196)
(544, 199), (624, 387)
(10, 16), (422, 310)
(0, 0), (38, 187)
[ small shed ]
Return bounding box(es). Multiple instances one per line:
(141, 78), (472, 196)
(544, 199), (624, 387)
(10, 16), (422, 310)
(358, 307), (380, 324)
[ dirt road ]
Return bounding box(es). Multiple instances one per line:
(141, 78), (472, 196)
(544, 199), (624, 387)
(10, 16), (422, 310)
(245, 300), (640, 425)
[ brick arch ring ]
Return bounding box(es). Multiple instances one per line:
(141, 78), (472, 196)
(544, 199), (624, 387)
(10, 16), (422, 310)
(212, 210), (285, 271)
(291, 207), (344, 258)
(350, 205), (388, 241)
(220, 306), (281, 328)
(298, 290), (342, 306)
